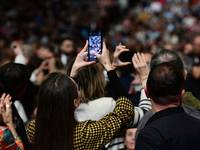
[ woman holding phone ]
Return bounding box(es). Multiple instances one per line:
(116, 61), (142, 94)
(27, 41), (134, 150)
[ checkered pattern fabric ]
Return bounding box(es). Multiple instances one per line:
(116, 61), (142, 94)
(27, 96), (134, 149)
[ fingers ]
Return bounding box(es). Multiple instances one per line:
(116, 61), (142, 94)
(141, 53), (147, 63)
(102, 42), (107, 53)
(1, 93), (6, 100)
(114, 44), (129, 58)
(94, 42), (107, 58)
(1, 103), (5, 114)
(123, 62), (131, 65)
(5, 94), (12, 105)
(0, 93), (12, 109)
(79, 40), (88, 55)
(132, 53), (146, 66)
(93, 51), (101, 59)
(116, 44), (127, 51)
(84, 61), (96, 66)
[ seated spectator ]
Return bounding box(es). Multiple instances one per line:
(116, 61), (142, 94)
(27, 41), (134, 150)
(135, 62), (200, 150)
(0, 93), (25, 150)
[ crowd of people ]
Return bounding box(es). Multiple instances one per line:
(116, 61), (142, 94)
(0, 0), (200, 150)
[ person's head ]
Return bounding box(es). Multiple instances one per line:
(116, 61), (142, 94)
(183, 43), (194, 55)
(164, 44), (174, 50)
(78, 63), (105, 103)
(34, 72), (80, 150)
(0, 63), (31, 101)
(36, 43), (55, 59)
(60, 37), (75, 55)
(66, 60), (105, 103)
(0, 48), (14, 67)
(150, 49), (184, 73)
(193, 35), (200, 53)
(124, 128), (137, 150)
(146, 62), (185, 106)
(143, 52), (153, 65)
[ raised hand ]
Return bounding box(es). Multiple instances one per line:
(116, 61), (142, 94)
(37, 59), (49, 72)
(112, 43), (131, 69)
(132, 53), (149, 87)
(70, 41), (96, 77)
(11, 41), (23, 56)
(0, 93), (19, 138)
(94, 42), (113, 71)
(0, 93), (12, 125)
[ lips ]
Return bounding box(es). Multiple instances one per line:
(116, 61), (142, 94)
(130, 142), (135, 145)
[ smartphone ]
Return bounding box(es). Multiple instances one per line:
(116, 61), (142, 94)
(119, 51), (137, 62)
(88, 31), (102, 61)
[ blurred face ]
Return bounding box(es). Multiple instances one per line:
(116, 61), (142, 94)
(124, 128), (137, 150)
(193, 36), (200, 53)
(184, 43), (193, 55)
(36, 47), (53, 59)
(60, 40), (74, 54)
(144, 53), (152, 66)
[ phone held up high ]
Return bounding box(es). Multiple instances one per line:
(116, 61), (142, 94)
(88, 31), (102, 61)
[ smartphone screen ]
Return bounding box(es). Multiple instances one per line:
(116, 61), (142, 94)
(88, 31), (102, 61)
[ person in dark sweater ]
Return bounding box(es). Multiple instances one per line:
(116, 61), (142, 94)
(135, 62), (200, 150)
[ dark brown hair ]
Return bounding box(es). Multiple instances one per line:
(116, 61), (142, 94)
(34, 72), (78, 150)
(0, 63), (31, 101)
(147, 62), (184, 105)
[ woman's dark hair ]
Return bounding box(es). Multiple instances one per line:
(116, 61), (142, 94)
(0, 63), (31, 101)
(34, 72), (78, 150)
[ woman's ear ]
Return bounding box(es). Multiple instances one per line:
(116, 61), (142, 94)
(73, 99), (79, 108)
(144, 86), (150, 98)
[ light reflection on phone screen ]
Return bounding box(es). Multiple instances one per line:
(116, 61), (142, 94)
(88, 32), (102, 61)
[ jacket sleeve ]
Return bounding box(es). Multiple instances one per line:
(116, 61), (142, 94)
(27, 120), (35, 142)
(74, 96), (134, 149)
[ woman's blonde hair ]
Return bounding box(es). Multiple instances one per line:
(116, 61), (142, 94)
(78, 63), (105, 103)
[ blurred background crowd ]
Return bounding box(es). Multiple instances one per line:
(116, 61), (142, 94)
(0, 0), (200, 123)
